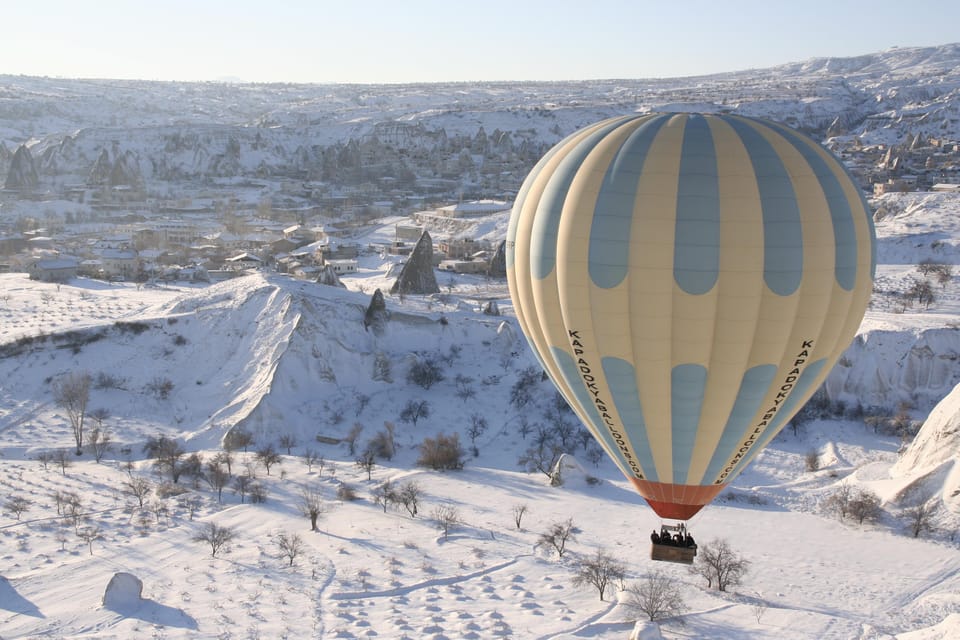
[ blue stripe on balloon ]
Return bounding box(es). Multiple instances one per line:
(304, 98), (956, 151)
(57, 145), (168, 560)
(507, 154), (553, 269)
(671, 363), (708, 485)
(589, 115), (668, 288)
(701, 364), (778, 484)
(765, 121), (859, 291)
(674, 115), (720, 295)
(725, 117), (803, 296)
(601, 356), (659, 481)
(531, 118), (632, 281)
(725, 358), (828, 481)
(551, 348), (634, 476)
(507, 123), (596, 269)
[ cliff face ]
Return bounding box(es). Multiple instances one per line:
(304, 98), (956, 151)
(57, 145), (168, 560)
(890, 381), (960, 511)
(825, 327), (960, 412)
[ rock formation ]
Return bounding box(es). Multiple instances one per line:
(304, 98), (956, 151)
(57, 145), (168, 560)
(316, 264), (344, 287)
(364, 288), (389, 335)
(103, 572), (143, 609)
(488, 240), (507, 277)
(4, 144), (39, 190)
(390, 231), (439, 295)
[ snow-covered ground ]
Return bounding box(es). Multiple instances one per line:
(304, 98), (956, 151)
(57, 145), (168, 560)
(1, 193), (960, 639)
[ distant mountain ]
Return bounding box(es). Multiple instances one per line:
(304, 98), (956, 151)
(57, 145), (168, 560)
(0, 43), (958, 189)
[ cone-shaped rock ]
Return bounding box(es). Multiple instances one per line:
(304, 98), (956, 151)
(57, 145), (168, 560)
(390, 231), (439, 295)
(364, 288), (389, 334)
(4, 145), (39, 190)
(316, 264), (345, 287)
(488, 240), (507, 277)
(88, 149), (112, 186)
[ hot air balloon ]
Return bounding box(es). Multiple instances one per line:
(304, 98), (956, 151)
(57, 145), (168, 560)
(506, 113), (875, 560)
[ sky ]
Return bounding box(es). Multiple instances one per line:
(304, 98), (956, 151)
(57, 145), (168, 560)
(3, 0), (959, 84)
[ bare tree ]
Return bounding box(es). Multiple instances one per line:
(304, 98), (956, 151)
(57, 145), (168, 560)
(54, 449), (73, 475)
(906, 498), (936, 538)
(299, 485), (326, 531)
(224, 427), (254, 453)
(397, 481), (422, 517)
(205, 460), (229, 502)
(249, 482), (268, 504)
(276, 531), (304, 566)
(432, 504), (460, 539)
(510, 366), (540, 409)
(193, 522), (235, 557)
(64, 493), (84, 533)
(366, 430), (395, 461)
(538, 518), (576, 558)
(52, 371), (92, 454)
(356, 450), (376, 480)
(233, 475), (253, 503)
(36, 450), (54, 471)
(571, 549), (627, 600)
(518, 438), (563, 481)
(690, 538), (750, 592)
(278, 433), (298, 455)
(211, 450), (234, 476)
(849, 488), (883, 525)
(302, 449), (323, 474)
(622, 570), (687, 622)
(823, 481), (854, 520)
(181, 452), (205, 488)
(124, 476), (153, 509)
(89, 407), (110, 429)
(512, 503), (528, 529)
(344, 422), (364, 456)
(144, 436), (186, 483)
(454, 374), (475, 403)
(354, 391), (371, 416)
(406, 357), (444, 389)
(87, 426), (112, 463)
(4, 495), (32, 520)
(148, 499), (169, 524)
(466, 413), (488, 455)
(255, 444), (282, 475)
(77, 525), (102, 555)
(183, 495), (203, 521)
(51, 490), (69, 515)
(400, 399), (430, 428)
(371, 480), (395, 513)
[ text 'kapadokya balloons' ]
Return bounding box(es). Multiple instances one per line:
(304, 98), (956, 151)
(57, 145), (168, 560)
(506, 113), (875, 520)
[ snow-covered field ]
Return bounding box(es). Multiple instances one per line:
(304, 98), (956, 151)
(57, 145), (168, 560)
(1, 193), (960, 639)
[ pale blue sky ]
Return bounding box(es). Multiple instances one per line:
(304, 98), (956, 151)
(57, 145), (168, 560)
(4, 1), (957, 83)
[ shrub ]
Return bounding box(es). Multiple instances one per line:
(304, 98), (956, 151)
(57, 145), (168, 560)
(95, 371), (127, 389)
(366, 430), (395, 460)
(146, 377), (174, 400)
(336, 483), (358, 501)
(114, 320), (151, 334)
(417, 432), (465, 470)
(406, 356), (444, 389)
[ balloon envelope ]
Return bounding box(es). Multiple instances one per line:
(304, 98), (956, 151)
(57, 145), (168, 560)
(506, 113), (875, 519)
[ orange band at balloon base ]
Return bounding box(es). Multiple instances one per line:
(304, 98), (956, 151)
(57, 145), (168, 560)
(629, 479), (727, 520)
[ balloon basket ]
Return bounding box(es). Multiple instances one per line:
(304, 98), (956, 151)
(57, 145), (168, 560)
(650, 522), (697, 565)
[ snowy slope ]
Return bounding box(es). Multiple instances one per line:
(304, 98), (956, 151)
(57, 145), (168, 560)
(1, 189), (960, 638)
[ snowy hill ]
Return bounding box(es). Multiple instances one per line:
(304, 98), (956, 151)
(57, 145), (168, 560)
(1, 187), (960, 638)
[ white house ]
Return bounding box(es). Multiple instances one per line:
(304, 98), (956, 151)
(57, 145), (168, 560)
(224, 252), (263, 271)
